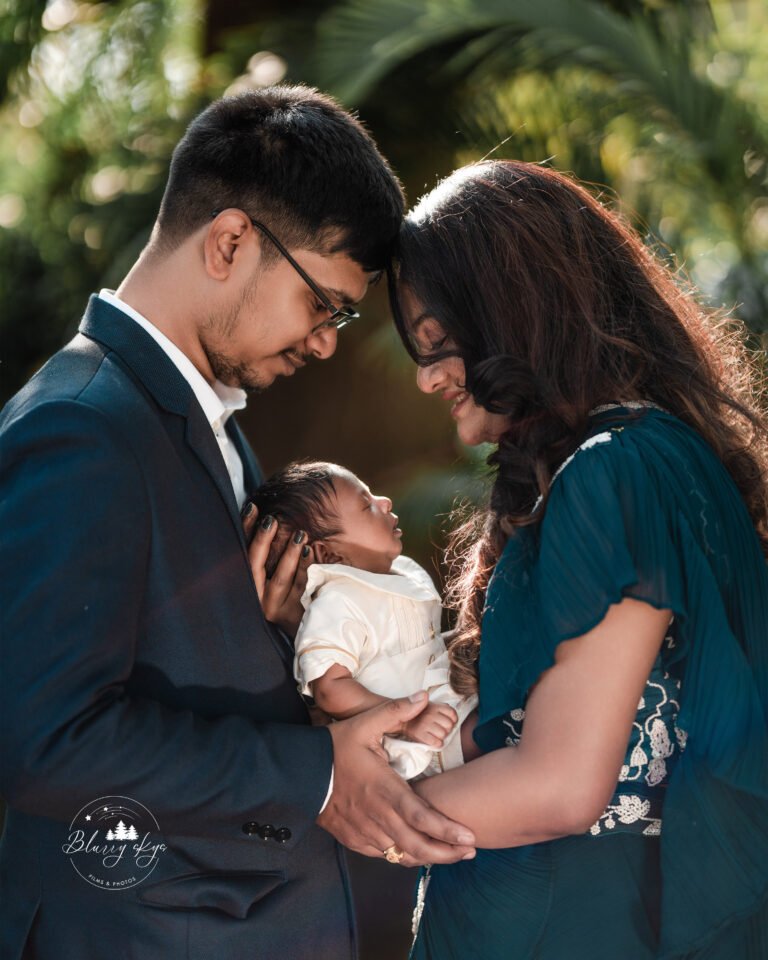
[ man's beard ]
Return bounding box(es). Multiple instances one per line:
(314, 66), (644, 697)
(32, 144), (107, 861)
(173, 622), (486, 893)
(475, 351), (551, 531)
(202, 270), (269, 393)
(206, 350), (268, 394)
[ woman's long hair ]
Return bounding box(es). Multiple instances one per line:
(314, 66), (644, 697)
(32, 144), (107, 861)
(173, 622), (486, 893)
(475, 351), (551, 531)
(389, 160), (768, 695)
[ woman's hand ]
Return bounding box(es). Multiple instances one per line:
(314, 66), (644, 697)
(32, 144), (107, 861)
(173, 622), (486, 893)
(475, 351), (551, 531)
(242, 503), (313, 635)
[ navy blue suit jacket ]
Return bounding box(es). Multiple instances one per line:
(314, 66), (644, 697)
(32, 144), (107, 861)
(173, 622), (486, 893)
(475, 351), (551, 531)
(0, 296), (355, 959)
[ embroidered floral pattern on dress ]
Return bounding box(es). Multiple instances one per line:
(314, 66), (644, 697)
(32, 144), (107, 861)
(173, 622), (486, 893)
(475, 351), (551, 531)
(588, 794), (662, 837)
(501, 637), (685, 838)
(590, 641), (684, 836)
(502, 708), (525, 746)
(411, 865), (432, 943)
(617, 648), (681, 789)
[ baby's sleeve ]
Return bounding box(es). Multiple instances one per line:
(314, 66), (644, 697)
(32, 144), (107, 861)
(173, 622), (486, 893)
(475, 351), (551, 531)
(293, 587), (369, 696)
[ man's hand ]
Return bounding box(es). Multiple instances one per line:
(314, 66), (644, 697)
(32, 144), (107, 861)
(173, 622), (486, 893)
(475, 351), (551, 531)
(402, 702), (458, 748)
(317, 692), (476, 867)
(242, 503), (313, 635)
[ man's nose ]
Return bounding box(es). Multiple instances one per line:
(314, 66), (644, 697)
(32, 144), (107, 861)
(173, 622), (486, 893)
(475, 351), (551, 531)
(305, 324), (339, 360)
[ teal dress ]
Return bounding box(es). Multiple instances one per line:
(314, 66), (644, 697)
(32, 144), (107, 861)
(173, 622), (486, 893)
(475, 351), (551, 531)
(410, 406), (768, 959)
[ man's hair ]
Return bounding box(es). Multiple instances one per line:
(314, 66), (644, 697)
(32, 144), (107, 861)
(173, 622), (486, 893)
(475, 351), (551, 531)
(154, 85), (405, 270)
(246, 461), (344, 577)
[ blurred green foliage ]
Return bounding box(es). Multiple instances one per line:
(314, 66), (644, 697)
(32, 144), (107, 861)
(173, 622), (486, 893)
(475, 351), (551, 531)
(311, 0), (768, 338)
(0, 0), (201, 389)
(0, 0), (766, 527)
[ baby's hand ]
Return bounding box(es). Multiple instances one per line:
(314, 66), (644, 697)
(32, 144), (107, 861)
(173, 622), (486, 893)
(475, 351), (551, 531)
(402, 701), (458, 748)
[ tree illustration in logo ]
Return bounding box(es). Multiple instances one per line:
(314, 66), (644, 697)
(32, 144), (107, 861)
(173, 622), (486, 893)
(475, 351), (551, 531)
(106, 820), (139, 840)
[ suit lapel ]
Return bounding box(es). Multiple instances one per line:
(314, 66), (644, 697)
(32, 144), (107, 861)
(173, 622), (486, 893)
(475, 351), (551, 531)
(223, 420), (295, 665)
(79, 295), (246, 548)
(185, 406), (246, 549)
(78, 296), (297, 664)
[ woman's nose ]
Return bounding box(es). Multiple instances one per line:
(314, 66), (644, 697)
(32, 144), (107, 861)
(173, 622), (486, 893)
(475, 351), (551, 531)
(416, 362), (441, 393)
(375, 495), (392, 512)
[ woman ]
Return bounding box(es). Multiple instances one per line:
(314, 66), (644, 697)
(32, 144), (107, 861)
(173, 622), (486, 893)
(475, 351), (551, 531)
(389, 160), (768, 959)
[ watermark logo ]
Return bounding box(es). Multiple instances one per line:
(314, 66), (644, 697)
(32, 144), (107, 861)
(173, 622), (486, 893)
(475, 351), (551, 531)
(62, 795), (167, 890)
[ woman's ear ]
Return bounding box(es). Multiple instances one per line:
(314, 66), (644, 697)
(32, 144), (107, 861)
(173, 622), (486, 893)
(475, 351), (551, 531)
(314, 541), (344, 564)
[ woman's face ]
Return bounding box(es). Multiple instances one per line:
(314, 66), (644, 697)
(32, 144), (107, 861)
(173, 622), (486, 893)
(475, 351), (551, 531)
(399, 286), (511, 446)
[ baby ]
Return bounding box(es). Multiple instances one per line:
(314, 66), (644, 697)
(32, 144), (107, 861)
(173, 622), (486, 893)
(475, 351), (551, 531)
(247, 461), (477, 779)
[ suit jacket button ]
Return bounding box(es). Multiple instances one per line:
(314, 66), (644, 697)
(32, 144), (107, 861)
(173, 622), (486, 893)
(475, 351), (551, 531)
(242, 821), (260, 835)
(275, 827), (291, 843)
(258, 824), (275, 839)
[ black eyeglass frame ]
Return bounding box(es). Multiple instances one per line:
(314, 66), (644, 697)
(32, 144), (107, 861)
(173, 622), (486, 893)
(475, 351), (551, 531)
(211, 210), (360, 331)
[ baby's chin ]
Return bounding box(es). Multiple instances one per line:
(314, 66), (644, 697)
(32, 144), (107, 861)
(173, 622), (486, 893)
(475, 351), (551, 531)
(352, 540), (404, 575)
(377, 549), (402, 575)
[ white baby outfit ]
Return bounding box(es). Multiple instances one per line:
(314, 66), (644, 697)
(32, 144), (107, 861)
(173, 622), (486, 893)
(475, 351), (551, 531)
(294, 555), (477, 779)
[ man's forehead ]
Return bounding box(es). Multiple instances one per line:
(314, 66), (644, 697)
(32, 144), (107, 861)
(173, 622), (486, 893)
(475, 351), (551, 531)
(325, 269), (381, 306)
(299, 240), (379, 304)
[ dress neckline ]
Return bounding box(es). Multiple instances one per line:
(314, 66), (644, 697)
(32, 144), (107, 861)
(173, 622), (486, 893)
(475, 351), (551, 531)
(589, 401), (667, 416)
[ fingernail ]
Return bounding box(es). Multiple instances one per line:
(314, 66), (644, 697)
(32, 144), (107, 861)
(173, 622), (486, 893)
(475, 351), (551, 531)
(408, 691), (427, 702)
(301, 544), (311, 558)
(261, 515), (274, 530)
(293, 530), (306, 544)
(457, 833), (474, 844)
(461, 850), (476, 860)
(241, 502), (255, 519)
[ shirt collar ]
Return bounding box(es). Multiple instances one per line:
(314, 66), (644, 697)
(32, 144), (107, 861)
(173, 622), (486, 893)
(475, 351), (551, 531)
(98, 289), (246, 427)
(302, 555), (441, 609)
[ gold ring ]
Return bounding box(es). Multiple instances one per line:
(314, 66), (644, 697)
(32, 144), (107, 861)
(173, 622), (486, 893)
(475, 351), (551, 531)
(383, 844), (405, 864)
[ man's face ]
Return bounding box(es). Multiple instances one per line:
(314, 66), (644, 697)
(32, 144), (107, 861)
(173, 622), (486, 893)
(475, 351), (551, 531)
(200, 228), (373, 392)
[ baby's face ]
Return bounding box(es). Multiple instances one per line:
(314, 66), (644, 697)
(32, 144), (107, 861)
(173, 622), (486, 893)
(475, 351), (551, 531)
(322, 471), (403, 574)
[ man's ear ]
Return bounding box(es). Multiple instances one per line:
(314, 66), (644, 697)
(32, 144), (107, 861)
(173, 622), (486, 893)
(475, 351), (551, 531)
(314, 541), (344, 564)
(204, 209), (253, 280)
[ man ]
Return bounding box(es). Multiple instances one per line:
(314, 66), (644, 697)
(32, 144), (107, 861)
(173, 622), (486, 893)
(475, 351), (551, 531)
(0, 86), (475, 960)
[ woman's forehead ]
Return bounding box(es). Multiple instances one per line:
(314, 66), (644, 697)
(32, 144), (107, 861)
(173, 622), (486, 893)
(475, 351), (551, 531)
(397, 285), (438, 333)
(396, 283), (421, 316)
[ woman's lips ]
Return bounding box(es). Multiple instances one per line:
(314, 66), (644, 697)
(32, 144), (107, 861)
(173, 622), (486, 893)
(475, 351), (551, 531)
(448, 391), (469, 417)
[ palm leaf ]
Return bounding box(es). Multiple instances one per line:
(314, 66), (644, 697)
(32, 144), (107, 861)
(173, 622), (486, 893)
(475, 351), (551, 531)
(317, 0), (764, 202)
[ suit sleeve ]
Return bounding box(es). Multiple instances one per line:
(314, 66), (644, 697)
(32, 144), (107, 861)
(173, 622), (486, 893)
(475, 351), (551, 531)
(0, 399), (333, 842)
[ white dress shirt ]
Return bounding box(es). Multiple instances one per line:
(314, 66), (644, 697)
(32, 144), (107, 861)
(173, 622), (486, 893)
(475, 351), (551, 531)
(98, 289), (247, 508)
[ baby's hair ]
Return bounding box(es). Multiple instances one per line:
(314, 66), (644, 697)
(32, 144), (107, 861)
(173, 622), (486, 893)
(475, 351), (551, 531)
(246, 461), (345, 577)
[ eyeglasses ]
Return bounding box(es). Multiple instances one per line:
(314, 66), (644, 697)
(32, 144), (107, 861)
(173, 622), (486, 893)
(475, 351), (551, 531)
(211, 210), (360, 332)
